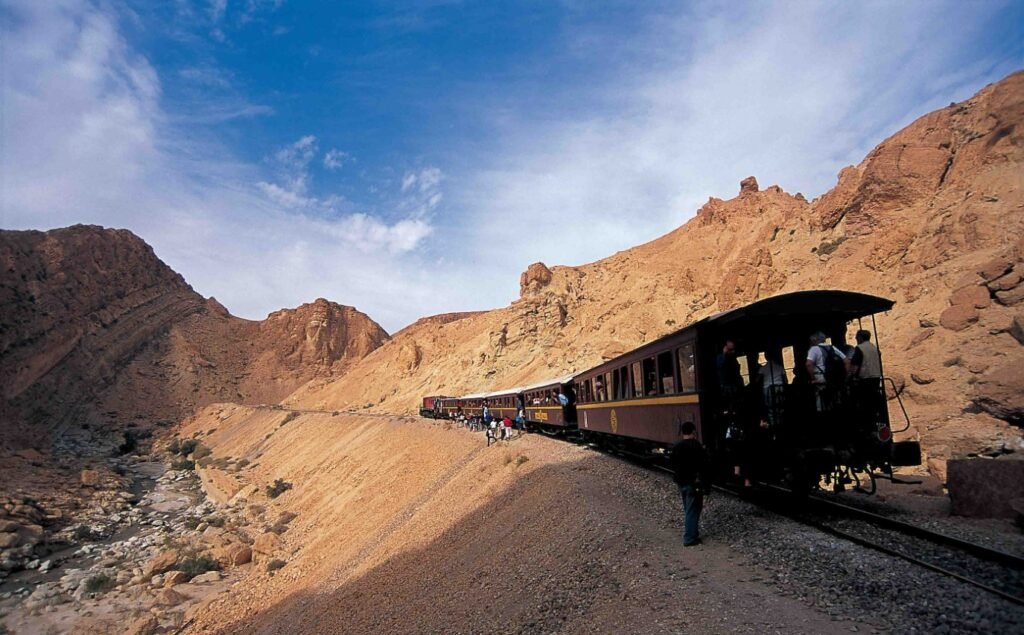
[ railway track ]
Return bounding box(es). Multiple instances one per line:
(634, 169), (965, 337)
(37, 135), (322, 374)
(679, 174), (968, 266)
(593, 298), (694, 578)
(716, 483), (1024, 607)
(276, 407), (1024, 606)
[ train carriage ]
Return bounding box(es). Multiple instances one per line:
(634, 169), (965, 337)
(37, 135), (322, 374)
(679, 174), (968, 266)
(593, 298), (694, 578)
(421, 289), (921, 494)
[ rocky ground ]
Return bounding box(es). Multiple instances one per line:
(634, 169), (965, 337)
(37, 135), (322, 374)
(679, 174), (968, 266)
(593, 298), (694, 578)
(0, 434), (296, 635)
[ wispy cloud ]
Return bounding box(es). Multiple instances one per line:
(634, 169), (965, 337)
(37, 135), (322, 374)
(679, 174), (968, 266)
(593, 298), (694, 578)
(1, 0), (1017, 332)
(323, 149), (351, 170)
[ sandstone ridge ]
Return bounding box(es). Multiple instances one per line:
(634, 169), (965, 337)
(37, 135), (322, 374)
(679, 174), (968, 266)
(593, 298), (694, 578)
(290, 71), (1024, 474)
(0, 226), (389, 449)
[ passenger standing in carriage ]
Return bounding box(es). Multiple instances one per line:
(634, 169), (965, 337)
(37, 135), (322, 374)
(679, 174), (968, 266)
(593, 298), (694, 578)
(806, 331), (848, 412)
(849, 330), (882, 379)
(758, 349), (788, 426)
(715, 340), (742, 397)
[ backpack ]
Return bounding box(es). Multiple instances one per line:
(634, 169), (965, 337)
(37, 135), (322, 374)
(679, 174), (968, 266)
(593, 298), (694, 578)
(818, 345), (846, 386)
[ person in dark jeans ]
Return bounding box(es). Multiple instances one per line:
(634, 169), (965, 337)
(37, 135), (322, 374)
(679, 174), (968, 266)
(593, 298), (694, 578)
(670, 421), (709, 546)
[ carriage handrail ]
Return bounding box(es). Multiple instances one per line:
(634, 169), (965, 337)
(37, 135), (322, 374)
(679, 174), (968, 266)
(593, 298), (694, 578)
(885, 376), (912, 433)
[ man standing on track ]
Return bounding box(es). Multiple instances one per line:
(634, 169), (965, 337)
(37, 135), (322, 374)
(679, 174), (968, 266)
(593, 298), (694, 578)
(671, 421), (708, 547)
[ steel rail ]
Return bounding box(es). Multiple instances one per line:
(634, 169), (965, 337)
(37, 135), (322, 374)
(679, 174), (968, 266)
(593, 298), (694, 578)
(716, 484), (1024, 607)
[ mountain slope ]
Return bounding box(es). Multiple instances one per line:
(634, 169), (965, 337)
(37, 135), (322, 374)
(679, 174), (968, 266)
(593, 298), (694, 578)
(289, 71), (1024, 474)
(0, 226), (389, 449)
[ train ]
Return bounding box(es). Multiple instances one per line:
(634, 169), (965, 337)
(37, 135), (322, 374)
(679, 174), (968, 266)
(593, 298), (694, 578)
(421, 290), (922, 494)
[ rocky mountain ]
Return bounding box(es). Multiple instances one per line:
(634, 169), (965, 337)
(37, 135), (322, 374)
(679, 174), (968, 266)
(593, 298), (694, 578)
(288, 71), (1024, 478)
(0, 226), (389, 450)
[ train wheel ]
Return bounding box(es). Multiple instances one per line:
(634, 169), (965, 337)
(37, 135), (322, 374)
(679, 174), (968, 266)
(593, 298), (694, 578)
(851, 467), (877, 495)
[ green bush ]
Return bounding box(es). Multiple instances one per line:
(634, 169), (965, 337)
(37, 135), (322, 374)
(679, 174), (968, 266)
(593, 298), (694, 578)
(266, 479), (290, 497)
(177, 555), (220, 581)
(84, 573), (115, 593)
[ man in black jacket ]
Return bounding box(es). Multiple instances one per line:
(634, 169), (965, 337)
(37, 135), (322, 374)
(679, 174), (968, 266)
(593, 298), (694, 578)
(671, 421), (708, 546)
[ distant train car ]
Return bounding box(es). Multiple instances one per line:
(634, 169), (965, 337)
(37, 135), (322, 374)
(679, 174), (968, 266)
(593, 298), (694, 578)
(420, 396), (447, 418)
(518, 375), (577, 434)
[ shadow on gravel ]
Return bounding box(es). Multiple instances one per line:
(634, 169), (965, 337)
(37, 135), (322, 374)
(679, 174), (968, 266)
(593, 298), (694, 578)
(210, 458), (629, 635)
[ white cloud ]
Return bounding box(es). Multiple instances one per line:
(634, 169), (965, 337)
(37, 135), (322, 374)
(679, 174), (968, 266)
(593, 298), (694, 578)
(209, 0), (228, 22)
(448, 0), (1019, 298)
(1, 0), (1015, 333)
(0, 0), (436, 332)
(323, 149), (351, 170)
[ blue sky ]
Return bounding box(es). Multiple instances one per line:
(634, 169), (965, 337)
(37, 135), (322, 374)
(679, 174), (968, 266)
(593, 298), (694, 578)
(2, 1), (1022, 332)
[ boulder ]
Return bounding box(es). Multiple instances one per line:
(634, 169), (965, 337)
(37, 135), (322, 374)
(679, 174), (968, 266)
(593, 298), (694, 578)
(1009, 314), (1024, 346)
(252, 532), (280, 561)
(152, 586), (186, 607)
(949, 284), (991, 309)
(978, 256), (1014, 282)
(80, 469), (100, 487)
(163, 570), (189, 586)
(910, 373), (935, 385)
(948, 458), (1024, 517)
(213, 543), (252, 567)
(996, 284), (1024, 306)
(125, 615), (160, 635)
(143, 550), (179, 577)
(972, 362), (1024, 424)
(740, 176), (759, 194)
(0, 533), (20, 549)
(939, 304), (979, 331)
(190, 570), (221, 584)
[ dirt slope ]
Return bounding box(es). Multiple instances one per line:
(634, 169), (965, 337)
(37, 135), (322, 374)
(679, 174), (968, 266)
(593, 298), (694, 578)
(0, 226), (389, 449)
(289, 71), (1024, 476)
(178, 406), (841, 634)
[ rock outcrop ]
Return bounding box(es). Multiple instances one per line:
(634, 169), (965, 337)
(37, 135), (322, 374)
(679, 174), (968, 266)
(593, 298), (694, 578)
(0, 226), (389, 449)
(289, 71), (1024, 477)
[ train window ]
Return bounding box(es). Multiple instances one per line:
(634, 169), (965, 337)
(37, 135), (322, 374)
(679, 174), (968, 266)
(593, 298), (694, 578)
(657, 350), (676, 395)
(641, 357), (657, 395)
(631, 362), (643, 398)
(595, 375), (607, 401)
(677, 343), (696, 393)
(604, 372), (613, 402)
(622, 367), (633, 399)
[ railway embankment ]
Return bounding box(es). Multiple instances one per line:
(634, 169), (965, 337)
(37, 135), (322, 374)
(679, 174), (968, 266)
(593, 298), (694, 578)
(167, 405), (1022, 634)
(2, 405), (1021, 633)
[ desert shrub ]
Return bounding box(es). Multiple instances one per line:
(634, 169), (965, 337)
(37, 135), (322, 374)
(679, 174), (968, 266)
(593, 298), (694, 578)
(205, 515), (225, 527)
(515, 454), (529, 466)
(183, 516), (201, 530)
(269, 522), (289, 535)
(280, 411), (299, 426)
(277, 511), (297, 525)
(237, 458), (250, 468)
(266, 559), (286, 574)
(172, 459), (195, 471)
(169, 438), (198, 456)
(84, 573), (115, 593)
(73, 525), (100, 541)
(177, 555), (220, 581)
(266, 479), (292, 499)
(191, 444), (212, 460)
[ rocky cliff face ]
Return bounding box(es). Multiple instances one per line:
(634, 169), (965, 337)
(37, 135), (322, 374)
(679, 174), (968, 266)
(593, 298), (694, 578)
(0, 226), (389, 449)
(290, 72), (1024, 477)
